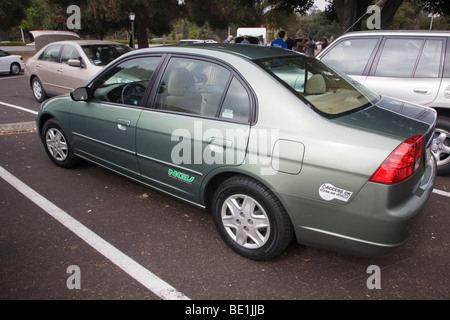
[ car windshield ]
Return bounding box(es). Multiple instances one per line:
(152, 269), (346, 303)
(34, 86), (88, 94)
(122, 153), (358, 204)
(81, 44), (132, 66)
(255, 55), (379, 116)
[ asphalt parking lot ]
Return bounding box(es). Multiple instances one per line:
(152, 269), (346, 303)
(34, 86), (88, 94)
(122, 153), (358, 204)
(0, 73), (449, 303)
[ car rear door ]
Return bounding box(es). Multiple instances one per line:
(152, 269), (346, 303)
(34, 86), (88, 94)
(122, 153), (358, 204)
(364, 36), (445, 106)
(136, 56), (253, 203)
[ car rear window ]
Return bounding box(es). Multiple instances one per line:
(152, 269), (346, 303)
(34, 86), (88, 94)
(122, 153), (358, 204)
(81, 44), (132, 66)
(255, 55), (379, 117)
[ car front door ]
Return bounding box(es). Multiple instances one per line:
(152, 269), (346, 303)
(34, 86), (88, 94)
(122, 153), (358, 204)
(35, 44), (64, 95)
(69, 56), (163, 178)
(136, 56), (253, 203)
(319, 37), (381, 86)
(56, 44), (96, 94)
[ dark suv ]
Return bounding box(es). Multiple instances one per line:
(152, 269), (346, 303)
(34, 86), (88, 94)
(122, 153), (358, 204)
(317, 30), (450, 175)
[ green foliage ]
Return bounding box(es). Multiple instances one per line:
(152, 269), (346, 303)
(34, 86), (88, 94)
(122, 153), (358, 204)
(2, 0), (450, 43)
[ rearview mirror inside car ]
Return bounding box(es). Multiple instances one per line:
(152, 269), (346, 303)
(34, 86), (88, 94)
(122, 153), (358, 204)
(70, 87), (89, 101)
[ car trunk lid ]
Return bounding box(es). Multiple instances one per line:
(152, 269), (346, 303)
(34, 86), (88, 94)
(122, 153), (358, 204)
(333, 96), (436, 146)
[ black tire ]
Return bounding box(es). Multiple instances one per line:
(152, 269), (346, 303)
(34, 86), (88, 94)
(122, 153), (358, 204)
(433, 116), (450, 176)
(41, 119), (78, 168)
(31, 77), (47, 102)
(212, 176), (294, 261)
(10, 62), (21, 75)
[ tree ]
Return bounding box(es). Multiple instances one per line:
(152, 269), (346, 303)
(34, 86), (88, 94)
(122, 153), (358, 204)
(325, 0), (450, 34)
(127, 0), (183, 48)
(0, 0), (31, 31)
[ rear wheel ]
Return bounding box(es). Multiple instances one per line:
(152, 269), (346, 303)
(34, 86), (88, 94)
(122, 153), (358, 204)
(432, 117), (450, 175)
(10, 63), (21, 75)
(41, 119), (78, 168)
(212, 176), (293, 260)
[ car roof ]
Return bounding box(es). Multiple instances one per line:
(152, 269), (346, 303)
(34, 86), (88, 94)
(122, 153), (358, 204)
(45, 40), (125, 46)
(341, 30), (450, 37)
(136, 43), (298, 61)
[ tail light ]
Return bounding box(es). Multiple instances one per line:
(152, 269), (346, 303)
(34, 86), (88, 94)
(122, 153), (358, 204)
(369, 135), (424, 185)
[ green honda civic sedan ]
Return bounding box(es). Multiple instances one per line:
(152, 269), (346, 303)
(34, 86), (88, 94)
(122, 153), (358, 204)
(36, 44), (437, 260)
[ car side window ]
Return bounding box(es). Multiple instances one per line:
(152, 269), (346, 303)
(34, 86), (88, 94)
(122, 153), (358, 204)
(414, 39), (443, 78)
(91, 56), (161, 106)
(154, 57), (232, 117)
(219, 77), (250, 122)
(375, 38), (423, 77)
(320, 38), (378, 75)
(61, 45), (81, 65)
(39, 45), (62, 63)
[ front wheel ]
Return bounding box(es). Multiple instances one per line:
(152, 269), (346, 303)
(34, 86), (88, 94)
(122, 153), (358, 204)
(212, 176), (293, 260)
(41, 119), (78, 168)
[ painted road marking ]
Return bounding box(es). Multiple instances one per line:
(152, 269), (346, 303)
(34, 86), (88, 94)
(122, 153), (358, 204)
(0, 166), (190, 300)
(0, 101), (38, 115)
(433, 188), (450, 198)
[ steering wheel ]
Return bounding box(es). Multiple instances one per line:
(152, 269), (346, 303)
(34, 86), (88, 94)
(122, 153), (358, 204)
(121, 83), (146, 105)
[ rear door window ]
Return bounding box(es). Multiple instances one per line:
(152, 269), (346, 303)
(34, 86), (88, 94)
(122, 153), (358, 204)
(374, 38), (444, 78)
(374, 38), (423, 77)
(414, 39), (444, 78)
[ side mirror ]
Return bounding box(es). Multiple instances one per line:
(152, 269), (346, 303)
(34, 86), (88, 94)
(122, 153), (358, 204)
(70, 87), (89, 101)
(68, 59), (81, 67)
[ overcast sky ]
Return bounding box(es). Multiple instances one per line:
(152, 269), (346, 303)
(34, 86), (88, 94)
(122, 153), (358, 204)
(314, 0), (327, 11)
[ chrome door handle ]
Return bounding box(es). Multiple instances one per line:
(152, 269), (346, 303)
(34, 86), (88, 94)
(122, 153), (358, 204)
(206, 137), (232, 148)
(116, 118), (131, 130)
(413, 88), (431, 94)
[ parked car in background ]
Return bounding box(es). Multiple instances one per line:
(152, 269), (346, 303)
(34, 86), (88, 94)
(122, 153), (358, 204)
(317, 30), (450, 175)
(36, 44), (436, 260)
(25, 40), (132, 102)
(179, 39), (218, 44)
(0, 49), (24, 75)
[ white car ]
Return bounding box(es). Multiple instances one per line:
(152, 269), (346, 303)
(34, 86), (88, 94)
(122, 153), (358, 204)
(0, 49), (24, 75)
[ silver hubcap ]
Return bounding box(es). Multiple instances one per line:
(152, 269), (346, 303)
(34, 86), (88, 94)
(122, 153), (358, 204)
(33, 80), (42, 100)
(431, 128), (450, 167)
(46, 128), (68, 161)
(221, 194), (270, 249)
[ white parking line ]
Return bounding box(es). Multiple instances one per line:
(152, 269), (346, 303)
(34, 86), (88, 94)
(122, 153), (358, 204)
(0, 166), (190, 300)
(433, 188), (450, 198)
(0, 101), (38, 115)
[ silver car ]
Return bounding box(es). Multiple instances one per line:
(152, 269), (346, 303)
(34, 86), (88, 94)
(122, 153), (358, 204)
(317, 30), (450, 175)
(25, 40), (132, 102)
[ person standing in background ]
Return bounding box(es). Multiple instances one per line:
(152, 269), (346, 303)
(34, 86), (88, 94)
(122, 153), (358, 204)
(306, 37), (317, 56)
(285, 34), (297, 50)
(271, 31), (287, 49)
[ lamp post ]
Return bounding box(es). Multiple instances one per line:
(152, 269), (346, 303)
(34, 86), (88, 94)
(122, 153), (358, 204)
(129, 11), (136, 49)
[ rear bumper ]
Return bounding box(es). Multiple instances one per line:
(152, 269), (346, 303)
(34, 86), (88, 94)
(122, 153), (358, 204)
(287, 156), (437, 256)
